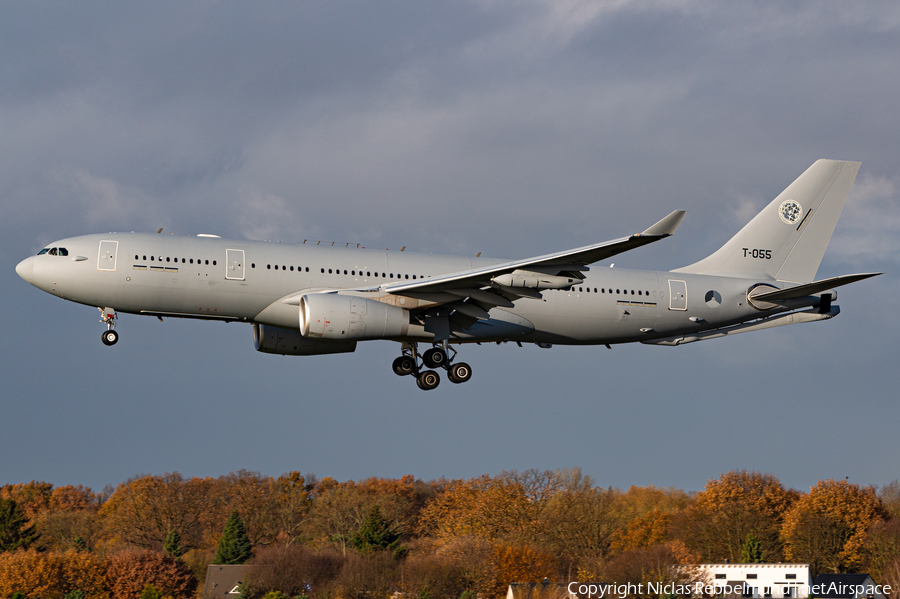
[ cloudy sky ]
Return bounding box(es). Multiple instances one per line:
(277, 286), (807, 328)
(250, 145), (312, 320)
(2, 1), (898, 494)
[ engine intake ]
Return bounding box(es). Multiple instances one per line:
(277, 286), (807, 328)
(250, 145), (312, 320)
(253, 323), (357, 356)
(300, 294), (410, 341)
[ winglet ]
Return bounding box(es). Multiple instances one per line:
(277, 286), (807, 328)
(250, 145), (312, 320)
(640, 210), (686, 237)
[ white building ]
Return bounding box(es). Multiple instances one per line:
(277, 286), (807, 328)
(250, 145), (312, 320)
(695, 564), (812, 598)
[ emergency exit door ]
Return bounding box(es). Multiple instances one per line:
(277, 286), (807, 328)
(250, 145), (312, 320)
(668, 279), (687, 310)
(225, 249), (245, 280)
(97, 240), (118, 271)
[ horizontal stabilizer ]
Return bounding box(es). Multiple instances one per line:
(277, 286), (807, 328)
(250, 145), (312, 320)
(751, 272), (881, 302)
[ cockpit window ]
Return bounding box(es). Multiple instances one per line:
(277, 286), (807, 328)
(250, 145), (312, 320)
(37, 247), (69, 256)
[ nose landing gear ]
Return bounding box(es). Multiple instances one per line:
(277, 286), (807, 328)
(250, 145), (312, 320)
(392, 341), (473, 390)
(99, 307), (119, 346)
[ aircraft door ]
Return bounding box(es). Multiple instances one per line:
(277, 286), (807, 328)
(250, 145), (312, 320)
(668, 279), (687, 310)
(225, 249), (245, 280)
(97, 240), (118, 271)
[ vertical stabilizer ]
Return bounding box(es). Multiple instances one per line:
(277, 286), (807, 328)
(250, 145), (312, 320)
(673, 159), (860, 282)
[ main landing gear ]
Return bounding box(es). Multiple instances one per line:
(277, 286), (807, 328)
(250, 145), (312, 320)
(392, 341), (472, 391)
(99, 307), (119, 346)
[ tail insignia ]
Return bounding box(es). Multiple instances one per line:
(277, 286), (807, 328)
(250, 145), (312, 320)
(779, 200), (802, 224)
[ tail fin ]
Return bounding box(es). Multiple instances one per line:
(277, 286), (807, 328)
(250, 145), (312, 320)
(673, 159), (861, 282)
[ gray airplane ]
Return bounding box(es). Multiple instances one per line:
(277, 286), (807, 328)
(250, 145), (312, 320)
(16, 159), (880, 390)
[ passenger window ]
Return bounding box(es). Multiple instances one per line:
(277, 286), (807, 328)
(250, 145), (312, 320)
(631, 290), (634, 295)
(251, 263), (255, 268)
(390, 273), (394, 278)
(382, 273), (386, 277)
(190, 259), (193, 264)
(343, 270), (347, 275)
(205, 260), (209, 265)
(412, 275), (416, 279)
(151, 256), (155, 261)
(213, 261), (217, 266)
(166, 257), (170, 262)
(405, 274), (409, 279)
(143, 255), (147, 260)
(638, 290), (642, 295)
(135, 255), (139, 260)
(321, 268), (324, 273)
(367, 271), (371, 276)
(290, 266), (294, 271)
(328, 269), (332, 274)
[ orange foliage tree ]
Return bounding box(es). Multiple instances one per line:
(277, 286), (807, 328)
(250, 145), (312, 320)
(675, 470), (798, 562)
(100, 472), (216, 551)
(782, 478), (886, 574)
(106, 549), (197, 599)
(0, 549), (109, 599)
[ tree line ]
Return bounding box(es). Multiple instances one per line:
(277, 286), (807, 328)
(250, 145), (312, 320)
(0, 469), (898, 599)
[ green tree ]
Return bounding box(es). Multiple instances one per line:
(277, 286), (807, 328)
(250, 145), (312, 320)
(0, 499), (39, 551)
(214, 511), (252, 565)
(350, 505), (403, 555)
(164, 529), (184, 558)
(740, 533), (765, 563)
(140, 584), (164, 599)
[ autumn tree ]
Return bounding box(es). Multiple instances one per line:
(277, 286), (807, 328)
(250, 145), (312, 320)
(214, 511), (253, 565)
(0, 499), (40, 551)
(100, 472), (213, 551)
(595, 544), (702, 599)
(0, 549), (110, 599)
(0, 481), (54, 522)
(242, 545), (343, 598)
(271, 472), (312, 546)
(674, 471), (797, 562)
(782, 478), (887, 574)
(106, 549), (197, 599)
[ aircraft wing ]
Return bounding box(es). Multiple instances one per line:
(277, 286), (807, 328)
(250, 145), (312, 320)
(378, 210), (686, 323)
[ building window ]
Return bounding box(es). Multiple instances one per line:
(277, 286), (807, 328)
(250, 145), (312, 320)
(785, 575), (796, 580)
(715, 574), (726, 580)
(747, 574), (757, 579)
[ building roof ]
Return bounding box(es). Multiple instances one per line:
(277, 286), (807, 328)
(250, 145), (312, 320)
(507, 581), (576, 599)
(203, 564), (252, 599)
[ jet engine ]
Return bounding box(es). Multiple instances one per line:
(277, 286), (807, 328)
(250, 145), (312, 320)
(300, 294), (409, 341)
(253, 323), (357, 356)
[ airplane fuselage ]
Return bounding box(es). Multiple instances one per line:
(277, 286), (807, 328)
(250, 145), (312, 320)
(17, 232), (799, 347)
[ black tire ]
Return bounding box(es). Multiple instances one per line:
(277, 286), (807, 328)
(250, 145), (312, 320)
(101, 330), (119, 346)
(422, 347), (446, 369)
(392, 356), (415, 376)
(449, 362), (472, 384)
(417, 370), (440, 390)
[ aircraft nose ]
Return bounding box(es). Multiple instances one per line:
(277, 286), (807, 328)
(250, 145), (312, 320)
(16, 256), (34, 284)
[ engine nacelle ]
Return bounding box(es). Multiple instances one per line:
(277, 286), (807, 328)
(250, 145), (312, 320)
(300, 294), (410, 341)
(492, 270), (578, 290)
(253, 323), (357, 356)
